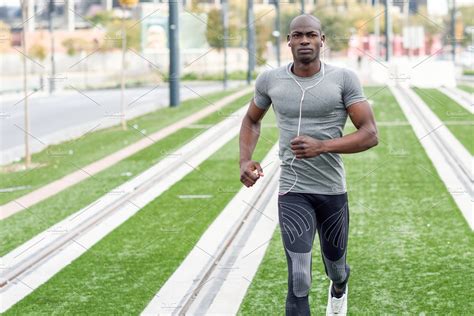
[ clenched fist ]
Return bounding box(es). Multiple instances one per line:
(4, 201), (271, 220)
(290, 135), (325, 159)
(240, 160), (264, 187)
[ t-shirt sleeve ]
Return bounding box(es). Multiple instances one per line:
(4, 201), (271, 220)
(342, 68), (366, 108)
(253, 70), (272, 110)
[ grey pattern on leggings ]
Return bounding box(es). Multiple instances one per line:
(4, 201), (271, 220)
(319, 201), (348, 283)
(286, 249), (313, 297)
(322, 252), (347, 284)
(321, 201), (348, 250)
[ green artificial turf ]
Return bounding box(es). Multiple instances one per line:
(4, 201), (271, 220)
(238, 86), (474, 314)
(0, 88), (239, 205)
(413, 87), (473, 155)
(457, 84), (474, 94)
(5, 104), (278, 315)
(0, 92), (256, 257)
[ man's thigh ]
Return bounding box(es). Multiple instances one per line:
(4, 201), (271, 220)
(278, 192), (317, 253)
(309, 192), (350, 283)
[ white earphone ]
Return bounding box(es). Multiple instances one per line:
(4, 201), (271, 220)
(279, 60), (325, 196)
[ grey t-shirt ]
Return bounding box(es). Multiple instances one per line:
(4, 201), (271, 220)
(254, 62), (366, 194)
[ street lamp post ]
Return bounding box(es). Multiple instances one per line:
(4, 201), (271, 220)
(384, 0), (392, 62)
(221, 0), (229, 89)
(273, 0), (281, 67)
(450, 0), (457, 63)
(169, 0), (180, 107)
(247, 0), (255, 85)
(374, 0), (380, 58)
(118, 0), (139, 130)
(20, 0), (31, 168)
(48, 0), (56, 94)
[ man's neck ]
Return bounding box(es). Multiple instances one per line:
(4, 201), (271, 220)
(291, 59), (322, 77)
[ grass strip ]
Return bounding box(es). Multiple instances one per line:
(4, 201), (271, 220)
(0, 92), (254, 256)
(413, 87), (473, 154)
(5, 107), (278, 315)
(0, 88), (239, 205)
(238, 86), (474, 314)
(458, 84), (474, 94)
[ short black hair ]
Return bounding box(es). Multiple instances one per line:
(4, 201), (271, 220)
(289, 14), (322, 34)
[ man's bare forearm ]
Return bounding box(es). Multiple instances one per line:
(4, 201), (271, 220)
(239, 116), (261, 165)
(322, 125), (378, 154)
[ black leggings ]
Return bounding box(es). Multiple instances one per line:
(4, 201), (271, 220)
(278, 192), (350, 316)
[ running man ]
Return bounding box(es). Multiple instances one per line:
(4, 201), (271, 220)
(239, 14), (378, 315)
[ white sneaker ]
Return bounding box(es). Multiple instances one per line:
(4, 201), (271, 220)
(326, 281), (348, 315)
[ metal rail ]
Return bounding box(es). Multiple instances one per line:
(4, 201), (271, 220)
(394, 85), (472, 197)
(0, 109), (245, 290)
(177, 159), (280, 315)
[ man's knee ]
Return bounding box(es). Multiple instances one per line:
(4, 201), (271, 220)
(293, 269), (311, 297)
(324, 255), (349, 284)
(287, 249), (312, 297)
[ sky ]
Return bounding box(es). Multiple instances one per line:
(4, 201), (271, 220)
(0, 0), (20, 6)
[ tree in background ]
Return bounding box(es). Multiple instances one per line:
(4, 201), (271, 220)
(188, 0), (204, 13)
(89, 10), (115, 28)
(313, 7), (351, 52)
(449, 5), (473, 49)
(0, 21), (11, 52)
(88, 10), (140, 51)
(28, 43), (47, 64)
(206, 9), (224, 50)
(62, 38), (91, 56)
(206, 3), (278, 65)
(28, 43), (47, 90)
(62, 37), (93, 88)
(206, 8), (240, 50)
(280, 7), (300, 40)
(103, 19), (141, 51)
(254, 10), (273, 66)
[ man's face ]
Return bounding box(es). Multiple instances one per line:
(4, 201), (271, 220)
(287, 24), (325, 64)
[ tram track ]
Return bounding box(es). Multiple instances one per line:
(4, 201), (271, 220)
(390, 84), (473, 229)
(141, 144), (281, 315)
(0, 103), (251, 312)
(438, 86), (473, 114)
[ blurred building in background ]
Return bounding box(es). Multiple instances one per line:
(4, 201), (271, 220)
(0, 0), (472, 92)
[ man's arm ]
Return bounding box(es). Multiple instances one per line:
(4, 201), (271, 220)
(322, 100), (378, 153)
(239, 99), (269, 187)
(291, 100), (378, 158)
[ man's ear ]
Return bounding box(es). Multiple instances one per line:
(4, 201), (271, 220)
(321, 33), (326, 47)
(287, 34), (290, 46)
